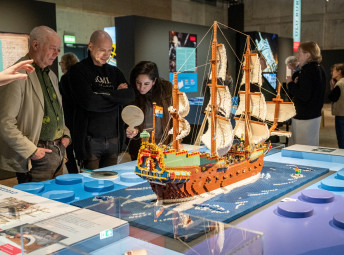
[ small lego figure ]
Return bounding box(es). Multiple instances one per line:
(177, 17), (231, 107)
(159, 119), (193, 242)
(295, 167), (301, 175)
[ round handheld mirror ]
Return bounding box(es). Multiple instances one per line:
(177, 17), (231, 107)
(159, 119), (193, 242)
(121, 105), (144, 129)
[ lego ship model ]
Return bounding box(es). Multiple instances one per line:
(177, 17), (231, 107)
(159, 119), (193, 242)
(135, 21), (296, 203)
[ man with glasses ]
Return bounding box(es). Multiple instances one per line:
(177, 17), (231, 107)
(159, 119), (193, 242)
(0, 26), (70, 183)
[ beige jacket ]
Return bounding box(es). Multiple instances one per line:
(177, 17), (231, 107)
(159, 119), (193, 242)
(0, 56), (70, 173)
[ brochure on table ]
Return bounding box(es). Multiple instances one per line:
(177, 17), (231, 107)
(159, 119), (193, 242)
(0, 184), (79, 231)
(0, 184), (128, 255)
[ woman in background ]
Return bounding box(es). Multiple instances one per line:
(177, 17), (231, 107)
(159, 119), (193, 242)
(59, 53), (79, 173)
(126, 61), (172, 160)
(287, 41), (326, 146)
(328, 63), (344, 148)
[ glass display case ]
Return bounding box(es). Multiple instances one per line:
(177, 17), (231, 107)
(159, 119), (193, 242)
(7, 197), (263, 255)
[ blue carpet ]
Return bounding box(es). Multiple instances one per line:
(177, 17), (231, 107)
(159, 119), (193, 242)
(72, 162), (328, 223)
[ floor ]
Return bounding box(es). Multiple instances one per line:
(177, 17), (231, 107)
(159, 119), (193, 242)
(0, 104), (338, 188)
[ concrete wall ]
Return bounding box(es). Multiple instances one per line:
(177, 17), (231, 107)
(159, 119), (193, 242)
(116, 16), (236, 98)
(37, 0), (344, 77)
(244, 0), (344, 50)
(171, 0), (228, 26)
(0, 0), (58, 74)
(40, 0), (228, 76)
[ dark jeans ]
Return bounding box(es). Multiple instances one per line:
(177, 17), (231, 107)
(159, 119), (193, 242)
(335, 116), (344, 149)
(83, 136), (118, 170)
(16, 140), (66, 184)
(65, 144), (79, 173)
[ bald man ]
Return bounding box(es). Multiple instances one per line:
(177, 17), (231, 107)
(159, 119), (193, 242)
(0, 26), (70, 183)
(69, 30), (134, 170)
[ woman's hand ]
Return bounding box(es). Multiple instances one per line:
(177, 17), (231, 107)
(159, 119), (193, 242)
(286, 75), (292, 84)
(126, 127), (138, 138)
(330, 78), (336, 90)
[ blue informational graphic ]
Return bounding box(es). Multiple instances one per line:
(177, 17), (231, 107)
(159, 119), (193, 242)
(0, 40), (3, 71)
(176, 47), (196, 72)
(169, 72), (197, 93)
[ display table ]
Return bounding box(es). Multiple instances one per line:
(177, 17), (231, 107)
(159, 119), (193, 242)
(0, 187), (263, 255)
(0, 184), (128, 255)
(237, 182), (344, 255)
(73, 161), (329, 223)
(13, 161), (146, 204)
(236, 145), (344, 255)
(5, 144), (344, 254)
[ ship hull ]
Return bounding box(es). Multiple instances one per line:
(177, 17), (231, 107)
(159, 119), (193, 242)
(151, 153), (265, 203)
(135, 143), (270, 203)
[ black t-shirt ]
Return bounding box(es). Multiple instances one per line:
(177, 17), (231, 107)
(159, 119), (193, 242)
(86, 64), (126, 138)
(70, 57), (132, 138)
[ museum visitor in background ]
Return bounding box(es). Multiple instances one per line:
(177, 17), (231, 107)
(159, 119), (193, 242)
(0, 26), (70, 183)
(287, 41), (326, 146)
(69, 30), (134, 170)
(0, 59), (34, 86)
(328, 63), (344, 149)
(59, 53), (79, 173)
(285, 55), (300, 75)
(126, 61), (173, 160)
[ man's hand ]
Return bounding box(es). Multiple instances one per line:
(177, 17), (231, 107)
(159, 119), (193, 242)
(31, 148), (52, 160)
(117, 83), (128, 90)
(126, 127), (138, 138)
(61, 137), (70, 148)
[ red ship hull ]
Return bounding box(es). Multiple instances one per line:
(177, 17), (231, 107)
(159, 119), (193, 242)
(149, 152), (266, 203)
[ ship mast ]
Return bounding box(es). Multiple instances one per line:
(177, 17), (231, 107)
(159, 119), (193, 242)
(152, 102), (156, 144)
(243, 36), (252, 148)
(172, 72), (179, 150)
(269, 83), (283, 133)
(209, 21), (218, 156)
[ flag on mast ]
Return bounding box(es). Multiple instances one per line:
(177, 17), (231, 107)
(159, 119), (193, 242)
(155, 106), (163, 118)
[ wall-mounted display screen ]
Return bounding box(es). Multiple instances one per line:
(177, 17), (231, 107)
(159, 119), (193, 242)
(104, 26), (116, 66)
(169, 31), (197, 73)
(247, 31), (278, 73)
(169, 31), (197, 92)
(262, 73), (277, 90)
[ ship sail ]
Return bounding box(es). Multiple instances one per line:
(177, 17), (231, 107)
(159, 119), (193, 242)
(266, 102), (296, 122)
(235, 92), (267, 121)
(205, 85), (232, 118)
(202, 116), (233, 156)
(168, 92), (191, 141)
(240, 54), (262, 87)
(266, 83), (296, 137)
(176, 118), (191, 140)
(178, 92), (190, 118)
(208, 44), (227, 81)
(234, 119), (270, 145)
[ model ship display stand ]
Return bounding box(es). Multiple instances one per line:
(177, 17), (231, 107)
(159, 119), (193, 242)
(134, 21), (296, 204)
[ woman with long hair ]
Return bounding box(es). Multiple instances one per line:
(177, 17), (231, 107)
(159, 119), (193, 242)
(126, 61), (173, 160)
